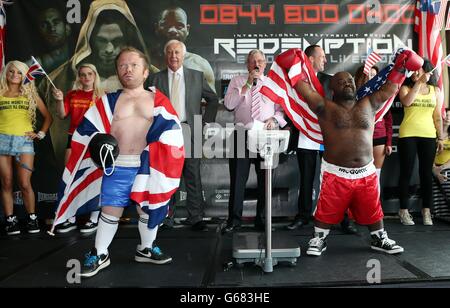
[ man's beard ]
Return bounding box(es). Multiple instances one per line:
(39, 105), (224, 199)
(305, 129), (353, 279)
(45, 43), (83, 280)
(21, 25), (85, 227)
(46, 36), (65, 49)
(334, 90), (355, 101)
(342, 92), (355, 100)
(342, 86), (355, 100)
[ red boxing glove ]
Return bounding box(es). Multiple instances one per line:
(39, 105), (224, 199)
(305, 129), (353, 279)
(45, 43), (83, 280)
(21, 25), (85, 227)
(276, 48), (310, 86)
(275, 48), (300, 70)
(388, 50), (424, 84)
(402, 50), (424, 71)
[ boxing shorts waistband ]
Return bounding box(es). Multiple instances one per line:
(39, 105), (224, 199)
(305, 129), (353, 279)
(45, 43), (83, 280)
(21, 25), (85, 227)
(321, 159), (376, 179)
(115, 154), (141, 167)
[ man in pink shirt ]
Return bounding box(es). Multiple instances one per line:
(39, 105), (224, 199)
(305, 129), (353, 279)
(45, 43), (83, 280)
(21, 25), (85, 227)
(223, 49), (286, 233)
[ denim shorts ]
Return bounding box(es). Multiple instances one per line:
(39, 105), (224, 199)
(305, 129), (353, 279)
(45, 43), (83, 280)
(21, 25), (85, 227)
(0, 133), (34, 156)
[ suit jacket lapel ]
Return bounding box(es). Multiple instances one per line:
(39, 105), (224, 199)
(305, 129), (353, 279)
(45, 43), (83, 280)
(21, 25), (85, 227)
(183, 67), (192, 120)
(183, 67), (191, 105)
(161, 69), (170, 97)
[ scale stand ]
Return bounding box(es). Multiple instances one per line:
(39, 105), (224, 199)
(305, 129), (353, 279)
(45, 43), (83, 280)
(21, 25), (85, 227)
(232, 129), (300, 272)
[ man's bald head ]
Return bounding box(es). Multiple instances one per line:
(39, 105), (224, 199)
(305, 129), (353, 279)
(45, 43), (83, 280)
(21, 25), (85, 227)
(331, 72), (356, 101)
(156, 6), (190, 43)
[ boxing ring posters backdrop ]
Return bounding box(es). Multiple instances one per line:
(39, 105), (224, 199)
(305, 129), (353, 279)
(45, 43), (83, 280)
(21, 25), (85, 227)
(3, 0), (415, 218)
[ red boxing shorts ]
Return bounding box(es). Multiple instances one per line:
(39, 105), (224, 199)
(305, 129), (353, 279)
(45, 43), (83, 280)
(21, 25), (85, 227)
(314, 160), (384, 225)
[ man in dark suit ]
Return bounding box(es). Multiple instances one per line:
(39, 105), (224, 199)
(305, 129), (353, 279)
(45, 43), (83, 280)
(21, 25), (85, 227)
(286, 45), (357, 234)
(148, 39), (218, 232)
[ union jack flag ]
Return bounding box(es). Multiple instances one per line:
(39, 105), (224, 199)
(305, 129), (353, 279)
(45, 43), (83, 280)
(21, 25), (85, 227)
(23, 56), (46, 84)
(260, 48), (403, 144)
(0, 3), (5, 72)
(51, 88), (185, 232)
(0, 1), (13, 72)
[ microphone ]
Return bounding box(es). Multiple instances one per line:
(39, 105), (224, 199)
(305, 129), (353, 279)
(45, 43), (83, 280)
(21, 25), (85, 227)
(253, 66), (259, 86)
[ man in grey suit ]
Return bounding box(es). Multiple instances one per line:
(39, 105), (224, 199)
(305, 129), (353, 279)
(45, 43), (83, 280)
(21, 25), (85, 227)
(147, 39), (218, 232)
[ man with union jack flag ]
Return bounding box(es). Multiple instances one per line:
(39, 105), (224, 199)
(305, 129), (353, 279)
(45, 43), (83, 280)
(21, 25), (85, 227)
(55, 47), (185, 278)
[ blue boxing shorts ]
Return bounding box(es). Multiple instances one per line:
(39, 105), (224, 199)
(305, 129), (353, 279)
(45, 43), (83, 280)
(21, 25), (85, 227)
(100, 154), (140, 207)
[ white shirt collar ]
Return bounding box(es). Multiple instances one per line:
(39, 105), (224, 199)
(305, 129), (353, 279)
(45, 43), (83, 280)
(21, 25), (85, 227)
(251, 74), (267, 82)
(168, 66), (184, 77)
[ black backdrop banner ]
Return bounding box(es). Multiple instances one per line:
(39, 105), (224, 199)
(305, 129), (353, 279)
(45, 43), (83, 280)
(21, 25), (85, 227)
(6, 0), (415, 90)
(3, 0), (415, 218)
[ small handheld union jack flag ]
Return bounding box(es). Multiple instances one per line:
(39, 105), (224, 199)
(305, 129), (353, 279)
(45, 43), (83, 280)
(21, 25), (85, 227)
(23, 56), (46, 84)
(0, 1), (13, 72)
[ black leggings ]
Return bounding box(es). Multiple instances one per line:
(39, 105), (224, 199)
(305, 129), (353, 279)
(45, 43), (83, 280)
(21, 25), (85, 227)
(398, 137), (436, 209)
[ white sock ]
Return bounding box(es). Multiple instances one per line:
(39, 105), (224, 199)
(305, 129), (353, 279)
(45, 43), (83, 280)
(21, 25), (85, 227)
(138, 213), (158, 250)
(314, 227), (330, 238)
(68, 216), (76, 224)
(90, 211), (100, 223)
(370, 228), (385, 237)
(95, 213), (120, 256)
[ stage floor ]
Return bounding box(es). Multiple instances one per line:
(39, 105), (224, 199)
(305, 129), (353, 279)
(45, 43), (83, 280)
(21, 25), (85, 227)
(1, 217), (450, 288)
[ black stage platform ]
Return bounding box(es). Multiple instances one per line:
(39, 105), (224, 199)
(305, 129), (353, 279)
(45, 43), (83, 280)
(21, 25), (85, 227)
(1, 217), (450, 288)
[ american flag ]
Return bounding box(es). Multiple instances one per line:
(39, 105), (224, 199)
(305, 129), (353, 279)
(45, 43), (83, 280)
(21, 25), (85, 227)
(23, 56), (46, 84)
(51, 88), (185, 232)
(356, 65), (394, 101)
(260, 48), (403, 144)
(415, 0), (446, 111)
(446, 2), (450, 29)
(436, 0), (449, 29)
(363, 48), (382, 76)
(261, 48), (323, 143)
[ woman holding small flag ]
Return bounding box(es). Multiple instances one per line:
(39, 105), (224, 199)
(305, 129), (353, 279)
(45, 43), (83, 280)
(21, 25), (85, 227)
(397, 58), (443, 226)
(51, 64), (104, 234)
(0, 60), (52, 235)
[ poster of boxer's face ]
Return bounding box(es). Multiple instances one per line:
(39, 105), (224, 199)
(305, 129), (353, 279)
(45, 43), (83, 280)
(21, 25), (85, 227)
(3, 0), (415, 217)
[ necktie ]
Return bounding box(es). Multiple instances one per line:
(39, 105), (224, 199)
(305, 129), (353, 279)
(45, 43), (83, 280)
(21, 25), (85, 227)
(171, 72), (181, 116)
(251, 80), (261, 120)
